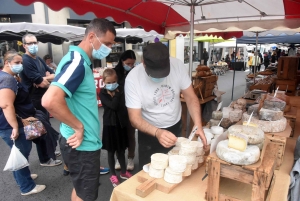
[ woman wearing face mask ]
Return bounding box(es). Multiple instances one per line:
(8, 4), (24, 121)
(113, 50), (137, 171)
(99, 68), (132, 187)
(0, 50), (46, 195)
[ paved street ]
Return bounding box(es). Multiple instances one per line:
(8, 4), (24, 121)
(0, 69), (248, 201)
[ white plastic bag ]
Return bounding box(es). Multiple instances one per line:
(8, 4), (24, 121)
(3, 144), (29, 171)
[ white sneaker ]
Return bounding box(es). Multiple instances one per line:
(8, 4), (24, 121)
(21, 185), (46, 196)
(127, 158), (134, 171)
(31, 174), (38, 180)
(115, 160), (121, 170)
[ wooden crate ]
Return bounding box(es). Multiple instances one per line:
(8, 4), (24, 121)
(284, 106), (297, 137)
(193, 75), (218, 98)
(274, 79), (297, 96)
(265, 134), (286, 169)
(277, 57), (299, 80)
(205, 143), (278, 201)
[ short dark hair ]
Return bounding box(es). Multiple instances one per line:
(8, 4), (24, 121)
(22, 33), (36, 44)
(85, 18), (116, 37)
(119, 50), (136, 63)
(43, 54), (52, 61)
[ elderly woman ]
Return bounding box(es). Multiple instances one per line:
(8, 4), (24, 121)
(0, 50), (46, 195)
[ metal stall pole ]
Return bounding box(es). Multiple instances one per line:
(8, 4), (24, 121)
(186, 3), (195, 137)
(231, 40), (238, 100)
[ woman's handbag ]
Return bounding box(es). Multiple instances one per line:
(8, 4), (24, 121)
(18, 116), (47, 140)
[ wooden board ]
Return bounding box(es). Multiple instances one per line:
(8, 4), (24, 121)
(265, 134), (286, 169)
(136, 163), (205, 198)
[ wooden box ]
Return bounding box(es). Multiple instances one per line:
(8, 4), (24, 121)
(265, 134), (286, 169)
(193, 75), (218, 98)
(284, 106), (297, 137)
(205, 143), (278, 201)
(275, 79), (297, 96)
(277, 57), (299, 80)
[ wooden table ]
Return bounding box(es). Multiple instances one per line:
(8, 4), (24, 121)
(181, 96), (216, 137)
(110, 100), (300, 201)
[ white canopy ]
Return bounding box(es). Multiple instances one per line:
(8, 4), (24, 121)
(115, 28), (164, 42)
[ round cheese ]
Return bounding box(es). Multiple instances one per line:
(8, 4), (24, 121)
(180, 141), (198, 155)
(222, 107), (234, 118)
(191, 160), (199, 170)
(150, 153), (168, 169)
(247, 104), (259, 116)
(242, 112), (287, 133)
(210, 119), (220, 127)
(259, 108), (283, 121)
(216, 140), (260, 165)
(237, 98), (247, 107)
(176, 137), (188, 147)
(229, 109), (243, 123)
(149, 164), (164, 178)
(164, 167), (182, 184)
(220, 118), (233, 129)
(228, 125), (264, 145)
(168, 155), (187, 173)
(212, 111), (223, 120)
(211, 126), (224, 135)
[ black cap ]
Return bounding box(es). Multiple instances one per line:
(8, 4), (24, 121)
(143, 42), (170, 78)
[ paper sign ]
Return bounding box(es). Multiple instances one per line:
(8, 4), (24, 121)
(210, 131), (228, 154)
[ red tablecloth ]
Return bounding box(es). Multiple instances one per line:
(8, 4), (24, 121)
(94, 76), (104, 107)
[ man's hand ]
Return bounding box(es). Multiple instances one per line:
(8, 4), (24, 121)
(37, 77), (50, 88)
(155, 129), (177, 148)
(11, 128), (19, 140)
(67, 127), (84, 149)
(195, 128), (208, 150)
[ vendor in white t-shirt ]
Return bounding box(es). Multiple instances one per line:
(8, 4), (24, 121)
(125, 42), (207, 170)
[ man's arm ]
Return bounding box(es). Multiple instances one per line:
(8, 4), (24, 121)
(181, 84), (207, 147)
(42, 85), (84, 148)
(127, 108), (177, 148)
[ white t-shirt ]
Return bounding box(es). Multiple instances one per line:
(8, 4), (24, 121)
(125, 57), (191, 128)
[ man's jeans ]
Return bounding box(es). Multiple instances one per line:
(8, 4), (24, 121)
(0, 128), (36, 193)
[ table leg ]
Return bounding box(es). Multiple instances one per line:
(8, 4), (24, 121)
(207, 160), (220, 201)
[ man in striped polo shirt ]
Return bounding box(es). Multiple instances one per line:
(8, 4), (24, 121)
(42, 18), (116, 201)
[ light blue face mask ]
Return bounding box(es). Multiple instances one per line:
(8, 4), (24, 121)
(123, 64), (132, 71)
(106, 83), (119, 91)
(9, 63), (23, 74)
(28, 44), (38, 55)
(91, 35), (112, 60)
(149, 76), (165, 83)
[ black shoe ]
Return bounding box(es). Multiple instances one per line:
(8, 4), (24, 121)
(63, 169), (69, 176)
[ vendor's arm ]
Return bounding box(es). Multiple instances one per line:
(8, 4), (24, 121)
(42, 86), (84, 148)
(0, 88), (19, 140)
(127, 108), (177, 148)
(181, 85), (207, 147)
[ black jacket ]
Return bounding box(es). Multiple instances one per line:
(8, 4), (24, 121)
(99, 87), (129, 127)
(114, 64), (130, 87)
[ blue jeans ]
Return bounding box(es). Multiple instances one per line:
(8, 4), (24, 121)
(0, 128), (36, 193)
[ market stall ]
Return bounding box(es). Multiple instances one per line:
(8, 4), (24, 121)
(111, 95), (299, 201)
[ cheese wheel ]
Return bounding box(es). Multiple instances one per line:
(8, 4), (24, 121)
(228, 133), (248, 151)
(242, 112), (287, 133)
(228, 125), (264, 145)
(237, 98), (247, 107)
(216, 140), (260, 165)
(191, 161), (199, 170)
(229, 109), (243, 123)
(209, 119), (220, 127)
(179, 154), (196, 165)
(263, 99), (286, 111)
(169, 155), (187, 173)
(182, 164), (192, 176)
(259, 108), (283, 121)
(164, 167), (182, 184)
(176, 137), (188, 147)
(220, 118), (233, 129)
(180, 141), (198, 155)
(212, 111), (223, 120)
(247, 104), (259, 116)
(234, 103), (244, 110)
(150, 153), (168, 169)
(211, 126), (224, 135)
(149, 165), (164, 178)
(222, 107), (233, 118)
(168, 147), (180, 156)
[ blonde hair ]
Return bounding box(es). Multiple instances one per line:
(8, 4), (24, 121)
(4, 50), (21, 64)
(102, 68), (117, 82)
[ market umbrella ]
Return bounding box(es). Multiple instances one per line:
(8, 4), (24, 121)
(0, 22), (86, 44)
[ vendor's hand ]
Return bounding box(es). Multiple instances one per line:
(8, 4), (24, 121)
(67, 127), (84, 149)
(155, 129), (177, 148)
(11, 128), (19, 140)
(195, 128), (207, 149)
